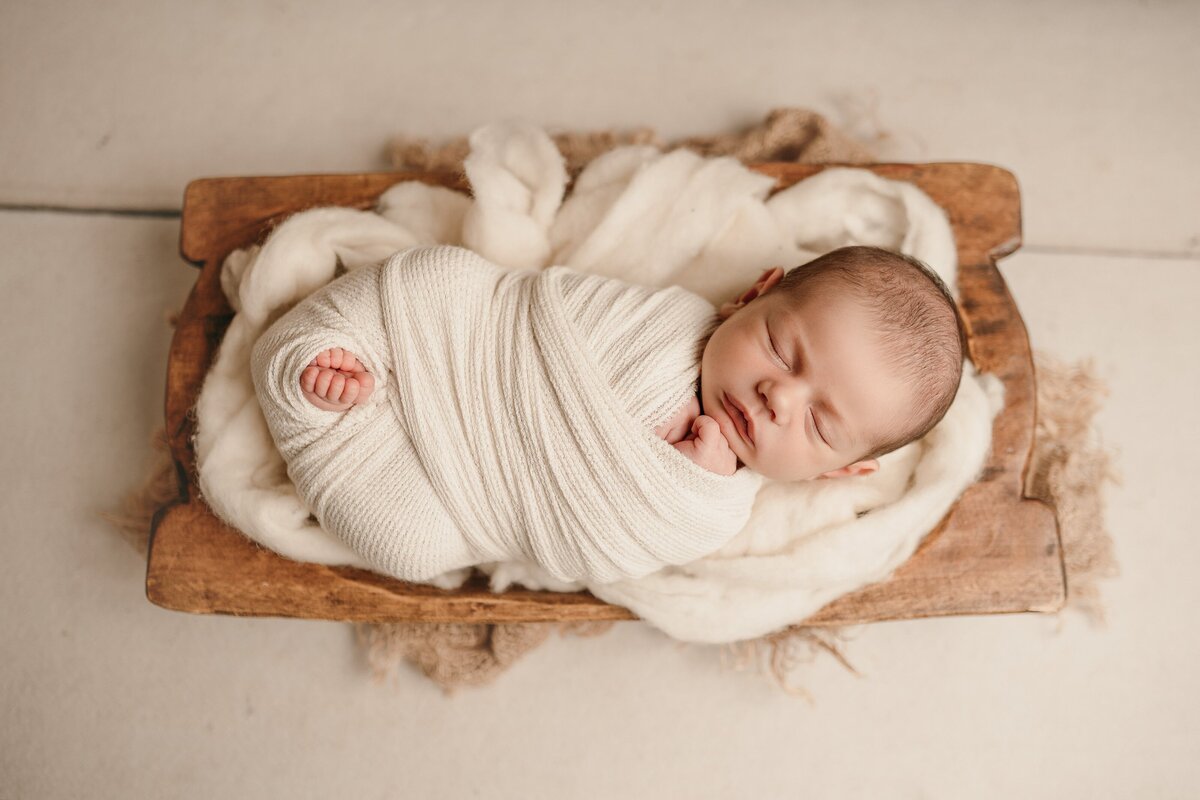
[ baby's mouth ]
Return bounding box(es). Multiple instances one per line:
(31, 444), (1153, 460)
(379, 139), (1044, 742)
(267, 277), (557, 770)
(722, 392), (754, 445)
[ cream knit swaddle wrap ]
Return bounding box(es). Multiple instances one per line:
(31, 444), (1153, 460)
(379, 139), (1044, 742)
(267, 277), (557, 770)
(250, 244), (764, 584)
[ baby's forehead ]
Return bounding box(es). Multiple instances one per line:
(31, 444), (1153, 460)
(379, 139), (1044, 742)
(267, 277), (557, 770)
(771, 280), (873, 321)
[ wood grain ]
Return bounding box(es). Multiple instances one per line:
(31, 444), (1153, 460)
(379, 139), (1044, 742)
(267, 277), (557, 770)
(149, 163), (1063, 625)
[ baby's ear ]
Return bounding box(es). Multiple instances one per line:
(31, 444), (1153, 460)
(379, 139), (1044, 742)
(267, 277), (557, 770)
(818, 459), (879, 479)
(718, 300), (743, 320)
(719, 267), (784, 320)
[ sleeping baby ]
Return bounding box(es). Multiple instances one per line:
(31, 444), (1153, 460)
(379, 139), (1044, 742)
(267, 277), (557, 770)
(251, 244), (964, 586)
(296, 245), (964, 482)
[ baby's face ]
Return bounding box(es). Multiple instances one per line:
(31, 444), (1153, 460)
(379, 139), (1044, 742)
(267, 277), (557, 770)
(699, 269), (916, 482)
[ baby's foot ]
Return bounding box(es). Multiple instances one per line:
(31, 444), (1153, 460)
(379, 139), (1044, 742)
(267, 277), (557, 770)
(300, 347), (375, 412)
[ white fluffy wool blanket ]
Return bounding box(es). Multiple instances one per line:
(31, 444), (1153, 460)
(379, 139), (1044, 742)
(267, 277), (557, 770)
(249, 245), (763, 584)
(194, 121), (1002, 644)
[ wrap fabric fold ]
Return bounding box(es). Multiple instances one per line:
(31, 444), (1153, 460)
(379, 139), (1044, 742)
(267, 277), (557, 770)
(251, 245), (763, 584)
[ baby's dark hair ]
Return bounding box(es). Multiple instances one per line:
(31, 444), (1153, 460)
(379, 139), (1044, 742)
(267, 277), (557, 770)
(774, 245), (967, 462)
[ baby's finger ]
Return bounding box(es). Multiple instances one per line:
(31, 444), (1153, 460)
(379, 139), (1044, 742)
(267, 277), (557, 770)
(694, 416), (725, 444)
(327, 372), (347, 401)
(314, 368), (334, 396)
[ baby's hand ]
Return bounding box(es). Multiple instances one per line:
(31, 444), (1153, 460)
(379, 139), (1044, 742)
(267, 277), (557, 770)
(672, 415), (737, 476)
(654, 395), (701, 444)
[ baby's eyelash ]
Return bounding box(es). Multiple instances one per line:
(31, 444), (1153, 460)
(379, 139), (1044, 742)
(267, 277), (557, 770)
(811, 410), (828, 446)
(768, 331), (789, 370)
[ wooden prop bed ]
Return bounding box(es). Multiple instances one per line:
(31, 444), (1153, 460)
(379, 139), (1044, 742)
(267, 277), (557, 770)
(148, 163), (1064, 627)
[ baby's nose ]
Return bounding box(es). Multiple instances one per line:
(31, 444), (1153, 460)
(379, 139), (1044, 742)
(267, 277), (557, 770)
(763, 381), (811, 421)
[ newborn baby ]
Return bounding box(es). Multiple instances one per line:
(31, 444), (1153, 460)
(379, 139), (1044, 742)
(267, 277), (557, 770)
(252, 244), (962, 585)
(298, 245), (965, 484)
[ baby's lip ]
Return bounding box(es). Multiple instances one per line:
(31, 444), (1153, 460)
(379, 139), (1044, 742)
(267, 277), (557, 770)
(723, 392), (755, 445)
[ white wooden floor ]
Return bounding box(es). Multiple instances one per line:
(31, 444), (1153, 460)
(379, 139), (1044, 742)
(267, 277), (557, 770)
(2, 1), (1197, 796)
